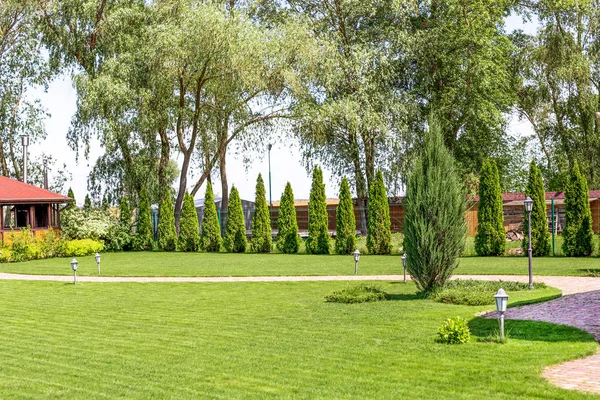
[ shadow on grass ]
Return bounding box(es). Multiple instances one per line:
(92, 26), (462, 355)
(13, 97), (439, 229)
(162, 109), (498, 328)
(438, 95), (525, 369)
(387, 293), (422, 301)
(577, 268), (600, 277)
(509, 293), (563, 308)
(468, 317), (597, 343)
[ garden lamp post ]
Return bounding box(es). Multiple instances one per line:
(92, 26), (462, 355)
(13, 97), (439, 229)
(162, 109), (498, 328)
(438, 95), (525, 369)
(268, 144), (273, 207)
(353, 249), (360, 275)
(71, 258), (78, 284)
(401, 253), (407, 283)
(21, 134), (29, 183)
(95, 252), (101, 275)
(494, 287), (509, 340)
(524, 196), (534, 289)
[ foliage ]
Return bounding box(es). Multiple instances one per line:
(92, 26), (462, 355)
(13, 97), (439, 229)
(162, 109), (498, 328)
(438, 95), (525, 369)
(335, 177), (356, 254)
(62, 208), (112, 241)
(84, 194), (92, 213)
(276, 182), (300, 254)
(224, 186), (247, 253)
(403, 122), (466, 293)
(306, 167), (330, 254)
(523, 161), (551, 256)
(157, 188), (177, 252)
(432, 280), (547, 306)
(134, 187), (154, 251)
(63, 239), (105, 257)
(435, 317), (471, 345)
(67, 188), (76, 210)
(250, 174), (272, 253)
(475, 159), (505, 256)
(367, 170), (391, 255)
(119, 196), (132, 228)
(199, 182), (221, 252)
(562, 162), (594, 256)
(325, 284), (390, 304)
(6, 228), (37, 262)
(179, 192), (201, 252)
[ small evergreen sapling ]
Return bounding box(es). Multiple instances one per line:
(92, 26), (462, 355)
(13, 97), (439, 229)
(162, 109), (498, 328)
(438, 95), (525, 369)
(276, 182), (300, 254)
(224, 186), (247, 253)
(200, 182), (222, 252)
(84, 194), (92, 213)
(119, 196), (131, 228)
(157, 188), (177, 251)
(250, 174), (272, 253)
(67, 187), (76, 210)
(522, 161), (551, 256)
(367, 170), (391, 255)
(135, 187), (154, 251)
(306, 166), (330, 254)
(562, 162), (593, 256)
(179, 192), (201, 252)
(474, 159), (505, 256)
(335, 177), (356, 254)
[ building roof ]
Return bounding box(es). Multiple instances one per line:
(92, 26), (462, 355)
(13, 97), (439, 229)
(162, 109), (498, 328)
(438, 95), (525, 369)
(0, 176), (73, 204)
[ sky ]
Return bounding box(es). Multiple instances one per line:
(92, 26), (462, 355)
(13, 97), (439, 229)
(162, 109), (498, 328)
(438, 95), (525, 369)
(29, 13), (539, 206)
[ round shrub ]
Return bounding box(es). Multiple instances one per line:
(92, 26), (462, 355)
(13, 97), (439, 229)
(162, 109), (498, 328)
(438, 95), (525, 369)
(436, 317), (471, 344)
(63, 239), (105, 257)
(325, 284), (390, 304)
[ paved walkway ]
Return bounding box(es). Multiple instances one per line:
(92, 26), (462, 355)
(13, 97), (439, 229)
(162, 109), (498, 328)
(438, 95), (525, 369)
(1, 272), (599, 395)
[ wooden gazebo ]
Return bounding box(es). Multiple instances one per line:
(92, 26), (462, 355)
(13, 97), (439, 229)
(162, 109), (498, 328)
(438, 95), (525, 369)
(0, 176), (73, 243)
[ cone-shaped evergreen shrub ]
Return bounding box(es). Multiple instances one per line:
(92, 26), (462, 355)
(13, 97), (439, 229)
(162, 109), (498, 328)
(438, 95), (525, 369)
(224, 186), (247, 253)
(101, 196), (109, 212)
(306, 166), (330, 254)
(135, 187), (154, 251)
(522, 161), (550, 256)
(251, 174), (272, 253)
(120, 196), (131, 228)
(179, 192), (201, 252)
(403, 122), (466, 293)
(562, 162), (593, 256)
(200, 182), (222, 252)
(276, 182), (300, 254)
(474, 159), (505, 256)
(157, 188), (177, 251)
(84, 194), (92, 213)
(67, 187), (76, 210)
(367, 171), (391, 254)
(335, 177), (356, 254)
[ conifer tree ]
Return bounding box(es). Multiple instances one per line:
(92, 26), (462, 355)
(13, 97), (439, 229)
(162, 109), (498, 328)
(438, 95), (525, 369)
(200, 182), (222, 252)
(367, 170), (391, 254)
(403, 122), (466, 293)
(474, 159), (505, 256)
(67, 187), (76, 210)
(276, 182), (300, 254)
(83, 194), (92, 213)
(119, 196), (131, 228)
(135, 187), (154, 250)
(224, 186), (247, 253)
(250, 174), (272, 253)
(562, 162), (593, 256)
(157, 188), (177, 251)
(306, 166), (330, 254)
(335, 177), (356, 254)
(523, 161), (551, 256)
(101, 196), (109, 212)
(179, 192), (201, 252)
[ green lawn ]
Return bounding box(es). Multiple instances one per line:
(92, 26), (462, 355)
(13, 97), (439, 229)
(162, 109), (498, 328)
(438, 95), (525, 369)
(0, 252), (599, 277)
(0, 280), (596, 399)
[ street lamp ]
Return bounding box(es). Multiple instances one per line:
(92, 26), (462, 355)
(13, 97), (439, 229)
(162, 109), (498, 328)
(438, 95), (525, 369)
(71, 258), (78, 284)
(401, 253), (407, 283)
(494, 287), (509, 340)
(353, 249), (360, 275)
(95, 252), (101, 275)
(524, 196), (534, 289)
(21, 134), (29, 183)
(268, 144), (273, 207)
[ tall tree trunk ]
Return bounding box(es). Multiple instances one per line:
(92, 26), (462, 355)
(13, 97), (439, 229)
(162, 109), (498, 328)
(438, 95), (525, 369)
(0, 139), (9, 176)
(158, 128), (170, 200)
(349, 131), (367, 234)
(218, 119), (229, 236)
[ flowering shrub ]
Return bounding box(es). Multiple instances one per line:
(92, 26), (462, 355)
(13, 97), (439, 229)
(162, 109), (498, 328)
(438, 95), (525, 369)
(63, 239), (104, 257)
(61, 208), (133, 250)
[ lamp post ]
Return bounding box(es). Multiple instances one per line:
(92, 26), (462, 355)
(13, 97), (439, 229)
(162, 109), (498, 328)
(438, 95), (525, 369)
(268, 144), (273, 207)
(494, 287), (509, 340)
(95, 252), (101, 275)
(43, 158), (48, 189)
(71, 258), (78, 284)
(524, 196), (534, 289)
(353, 249), (360, 275)
(401, 253), (407, 283)
(21, 134), (29, 183)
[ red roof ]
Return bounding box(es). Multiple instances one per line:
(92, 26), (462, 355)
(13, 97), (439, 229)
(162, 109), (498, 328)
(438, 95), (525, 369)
(0, 176), (73, 204)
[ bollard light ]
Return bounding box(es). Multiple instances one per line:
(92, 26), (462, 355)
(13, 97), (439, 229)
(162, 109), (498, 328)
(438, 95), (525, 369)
(95, 252), (101, 275)
(494, 286), (509, 339)
(353, 249), (360, 275)
(71, 258), (78, 284)
(401, 253), (407, 284)
(524, 196), (534, 289)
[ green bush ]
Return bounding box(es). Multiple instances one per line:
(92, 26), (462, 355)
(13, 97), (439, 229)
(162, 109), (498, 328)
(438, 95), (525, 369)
(134, 187), (154, 251)
(276, 182), (300, 254)
(224, 186), (247, 253)
(118, 196), (133, 250)
(157, 189), (177, 251)
(432, 279), (546, 306)
(63, 239), (105, 257)
(403, 121), (466, 293)
(84, 194), (92, 213)
(200, 182), (221, 252)
(38, 229), (64, 258)
(335, 177), (356, 254)
(67, 187), (76, 210)
(180, 192), (202, 252)
(367, 171), (391, 254)
(306, 166), (330, 254)
(523, 161), (551, 256)
(7, 228), (36, 262)
(325, 284), (390, 304)
(436, 317), (471, 344)
(120, 196), (132, 228)
(250, 174), (272, 253)
(563, 162), (593, 256)
(475, 159), (505, 256)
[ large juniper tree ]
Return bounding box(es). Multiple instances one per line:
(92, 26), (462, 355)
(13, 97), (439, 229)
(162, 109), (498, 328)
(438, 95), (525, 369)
(475, 159), (505, 256)
(403, 121), (466, 293)
(276, 182), (299, 254)
(224, 186), (247, 253)
(250, 174), (272, 253)
(523, 161), (550, 256)
(562, 162), (593, 257)
(367, 170), (391, 255)
(335, 177), (356, 254)
(306, 167), (330, 254)
(200, 182), (221, 252)
(157, 188), (177, 251)
(178, 192), (201, 252)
